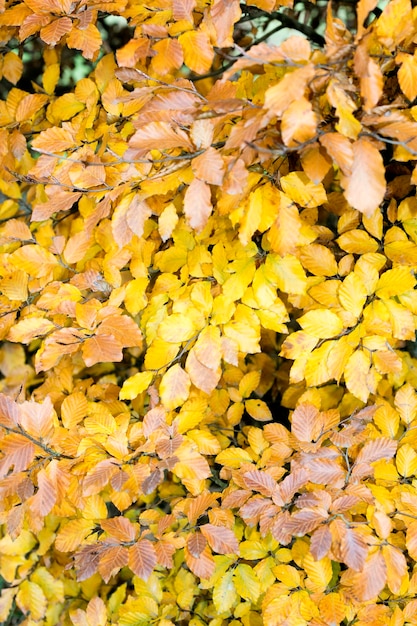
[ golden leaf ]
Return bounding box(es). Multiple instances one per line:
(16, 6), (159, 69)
(264, 64), (315, 117)
(160, 364), (191, 410)
(298, 309), (343, 338)
(179, 29), (214, 74)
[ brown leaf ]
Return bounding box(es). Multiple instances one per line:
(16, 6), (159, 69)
(187, 531), (208, 557)
(200, 523), (239, 555)
(355, 437), (397, 464)
(340, 528), (368, 571)
(242, 469), (276, 497)
(310, 526), (332, 560)
(98, 545), (129, 583)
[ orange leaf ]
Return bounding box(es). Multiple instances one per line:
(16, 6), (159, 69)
(185, 347), (221, 395)
(31, 126), (75, 153)
(82, 334), (123, 367)
(128, 539), (157, 581)
(30, 469), (56, 517)
(101, 517), (136, 542)
(291, 403), (320, 443)
(344, 137), (386, 217)
(184, 543), (215, 579)
(320, 132), (353, 175)
(129, 121), (192, 151)
(179, 29), (214, 74)
(281, 97), (318, 147)
(67, 23), (102, 60)
(242, 469), (276, 496)
(184, 178), (213, 232)
(0, 434), (35, 478)
(382, 544), (407, 594)
(211, 0), (241, 47)
(353, 550), (387, 601)
(151, 38), (184, 75)
(98, 546), (129, 583)
(192, 147), (225, 185)
(264, 64), (315, 117)
(40, 16), (72, 45)
(172, 0), (196, 21)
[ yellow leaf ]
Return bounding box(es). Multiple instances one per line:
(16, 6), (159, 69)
(3, 267), (28, 305)
(144, 338), (179, 370)
(158, 203), (179, 242)
(303, 552), (332, 592)
(43, 62), (60, 95)
(158, 314), (196, 343)
(238, 371), (261, 398)
(397, 443), (417, 478)
(11, 244), (59, 278)
(16, 581), (46, 621)
(47, 93), (85, 124)
(187, 429), (221, 455)
(298, 309), (343, 338)
(395, 383), (417, 425)
(344, 349), (371, 403)
(281, 171), (327, 208)
(266, 254), (307, 294)
(216, 447), (253, 468)
(2, 51), (23, 85)
(213, 569), (238, 613)
(160, 364), (191, 410)
(280, 331), (318, 360)
(124, 278), (148, 316)
(299, 243), (338, 276)
(245, 399), (272, 422)
(376, 267), (416, 298)
(338, 272), (368, 318)
(233, 564), (261, 603)
(384, 299), (415, 340)
(373, 404), (400, 438)
(55, 519), (93, 553)
(398, 51), (417, 101)
(120, 371), (154, 400)
(337, 229), (379, 254)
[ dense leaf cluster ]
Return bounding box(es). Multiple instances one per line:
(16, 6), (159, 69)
(1, 0), (417, 624)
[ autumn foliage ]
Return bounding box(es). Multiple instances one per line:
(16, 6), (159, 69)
(2, 0), (417, 623)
